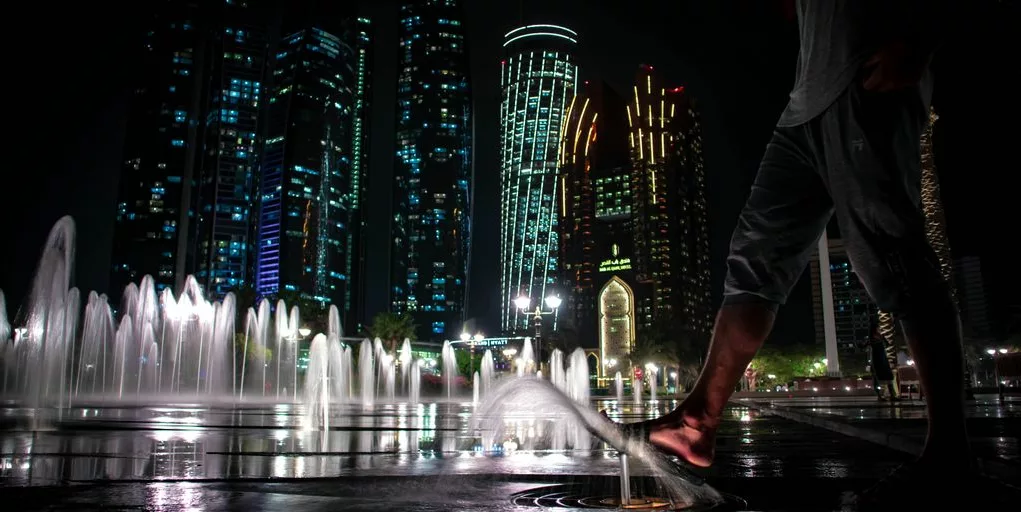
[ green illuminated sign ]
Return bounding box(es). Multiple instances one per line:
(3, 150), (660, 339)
(599, 258), (631, 273)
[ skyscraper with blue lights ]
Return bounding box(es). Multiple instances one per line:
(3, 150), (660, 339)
(255, 11), (372, 330)
(499, 24), (578, 333)
(112, 1), (272, 299)
(194, 3), (269, 298)
(391, 0), (473, 341)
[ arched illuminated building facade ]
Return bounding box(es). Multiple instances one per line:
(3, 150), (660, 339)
(499, 24), (579, 333)
(560, 66), (712, 377)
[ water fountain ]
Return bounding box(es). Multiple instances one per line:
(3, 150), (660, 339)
(517, 337), (534, 377)
(359, 339), (374, 406)
(474, 377), (723, 509)
(0, 217), (445, 410)
(472, 371), (480, 404)
(441, 340), (457, 398)
(399, 338), (412, 392)
(634, 377), (643, 405)
(409, 360), (421, 403)
(480, 349), (494, 399)
(615, 371), (624, 405)
(549, 349), (566, 392)
(650, 371), (658, 402)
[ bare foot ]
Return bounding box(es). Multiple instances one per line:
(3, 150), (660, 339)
(602, 411), (717, 468)
(647, 418), (717, 468)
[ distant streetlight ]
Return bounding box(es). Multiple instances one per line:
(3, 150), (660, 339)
(459, 331), (485, 374)
(515, 294), (562, 372)
(298, 327), (312, 338)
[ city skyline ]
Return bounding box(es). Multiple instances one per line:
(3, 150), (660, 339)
(2, 0), (1017, 347)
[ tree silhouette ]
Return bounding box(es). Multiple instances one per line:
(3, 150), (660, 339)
(631, 315), (706, 390)
(546, 326), (581, 355)
(367, 312), (416, 355)
(274, 289), (329, 336)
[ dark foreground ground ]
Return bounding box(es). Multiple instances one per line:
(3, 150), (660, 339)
(0, 395), (1018, 511)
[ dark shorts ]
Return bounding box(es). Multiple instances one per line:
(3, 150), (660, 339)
(723, 78), (950, 318)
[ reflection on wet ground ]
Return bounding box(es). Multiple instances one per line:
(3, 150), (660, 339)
(2, 398), (997, 510)
(0, 400), (908, 485)
(742, 394), (1021, 464)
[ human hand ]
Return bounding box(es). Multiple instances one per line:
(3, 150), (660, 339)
(862, 41), (932, 92)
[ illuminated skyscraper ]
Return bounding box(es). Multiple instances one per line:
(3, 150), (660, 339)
(194, 3), (270, 298)
(391, 0), (472, 341)
(112, 1), (272, 298)
(559, 80), (632, 348)
(499, 24), (578, 333)
(255, 10), (372, 329)
(560, 67), (712, 365)
(627, 66), (712, 343)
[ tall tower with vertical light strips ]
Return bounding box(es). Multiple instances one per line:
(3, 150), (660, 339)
(499, 24), (578, 333)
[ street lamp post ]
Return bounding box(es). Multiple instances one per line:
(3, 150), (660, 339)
(987, 348), (1007, 402)
(460, 331), (484, 374)
(514, 294), (562, 373)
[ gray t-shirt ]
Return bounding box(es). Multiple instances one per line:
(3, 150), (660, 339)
(777, 0), (932, 127)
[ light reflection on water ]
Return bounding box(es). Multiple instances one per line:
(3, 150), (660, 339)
(0, 399), (682, 485)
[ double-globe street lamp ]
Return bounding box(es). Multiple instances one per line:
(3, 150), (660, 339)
(514, 294), (562, 373)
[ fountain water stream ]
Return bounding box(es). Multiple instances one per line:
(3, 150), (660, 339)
(0, 217), (438, 410)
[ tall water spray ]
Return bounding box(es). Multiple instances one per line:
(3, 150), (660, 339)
(409, 360), (421, 404)
(650, 371), (657, 402)
(480, 349), (494, 399)
(304, 335), (331, 430)
(549, 349), (566, 392)
(615, 371), (624, 405)
(0, 216), (429, 408)
(0, 290), (9, 346)
(517, 338), (534, 377)
(472, 371), (480, 404)
(359, 339), (374, 406)
(441, 340), (457, 399)
(633, 377), (643, 404)
(399, 338), (412, 393)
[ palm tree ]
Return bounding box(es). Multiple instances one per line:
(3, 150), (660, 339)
(546, 326), (581, 355)
(633, 315), (705, 391)
(275, 289), (329, 335)
(367, 312), (416, 355)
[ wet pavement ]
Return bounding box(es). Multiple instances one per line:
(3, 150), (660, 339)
(0, 398), (1017, 511)
(742, 394), (1021, 470)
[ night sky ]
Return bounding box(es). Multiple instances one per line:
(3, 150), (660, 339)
(1, 1), (1017, 344)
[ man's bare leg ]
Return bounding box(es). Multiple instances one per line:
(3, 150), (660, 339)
(637, 302), (775, 467)
(899, 304), (973, 468)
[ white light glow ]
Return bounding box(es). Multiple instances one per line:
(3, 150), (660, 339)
(503, 32), (578, 47)
(504, 24), (579, 38)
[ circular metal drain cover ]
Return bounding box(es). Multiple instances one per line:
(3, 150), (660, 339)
(510, 484), (745, 511)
